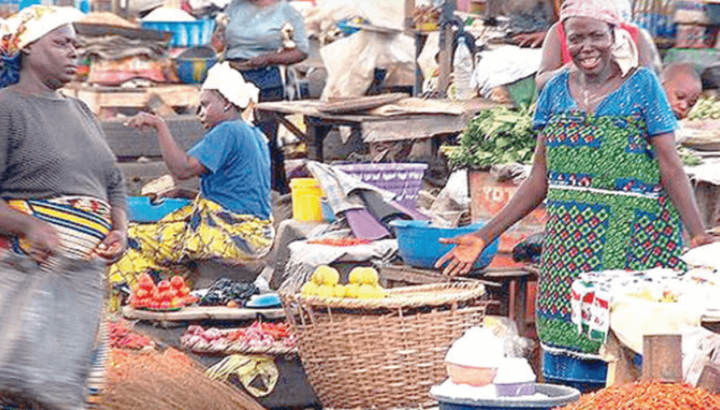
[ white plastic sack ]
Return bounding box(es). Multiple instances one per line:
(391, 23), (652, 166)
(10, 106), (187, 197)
(471, 46), (542, 98)
(0, 254), (106, 410)
(320, 30), (415, 100)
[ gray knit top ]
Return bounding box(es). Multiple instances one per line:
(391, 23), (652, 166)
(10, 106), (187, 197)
(0, 88), (126, 210)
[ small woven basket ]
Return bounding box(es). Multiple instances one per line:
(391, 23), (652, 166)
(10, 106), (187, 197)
(281, 282), (488, 410)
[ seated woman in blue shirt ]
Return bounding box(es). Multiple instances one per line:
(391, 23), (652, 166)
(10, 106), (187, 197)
(109, 62), (274, 285)
(215, 0), (309, 194)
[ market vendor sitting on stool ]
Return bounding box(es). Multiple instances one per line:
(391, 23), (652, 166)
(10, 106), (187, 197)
(212, 0), (309, 194)
(437, 0), (713, 391)
(109, 62), (274, 286)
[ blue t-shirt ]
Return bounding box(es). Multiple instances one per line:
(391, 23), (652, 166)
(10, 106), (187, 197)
(533, 67), (678, 136)
(188, 120), (271, 219)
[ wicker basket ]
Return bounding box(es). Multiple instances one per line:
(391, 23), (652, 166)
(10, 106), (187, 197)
(281, 282), (487, 410)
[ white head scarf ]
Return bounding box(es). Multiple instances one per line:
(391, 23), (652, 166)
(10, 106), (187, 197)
(1, 6), (83, 57)
(201, 62), (259, 110)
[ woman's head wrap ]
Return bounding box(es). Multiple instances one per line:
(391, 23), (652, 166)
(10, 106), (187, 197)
(201, 62), (259, 110)
(0, 6), (83, 87)
(559, 0), (638, 77)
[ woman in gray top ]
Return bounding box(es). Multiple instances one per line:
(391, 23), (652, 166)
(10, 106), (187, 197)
(0, 6), (127, 264)
(0, 5), (127, 409)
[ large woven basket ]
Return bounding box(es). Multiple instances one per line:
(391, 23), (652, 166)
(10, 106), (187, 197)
(281, 282), (487, 410)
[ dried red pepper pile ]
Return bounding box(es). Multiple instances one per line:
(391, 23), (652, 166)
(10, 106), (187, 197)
(556, 382), (720, 410)
(307, 238), (371, 246)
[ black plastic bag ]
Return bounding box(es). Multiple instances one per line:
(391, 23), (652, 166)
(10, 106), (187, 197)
(0, 254), (105, 410)
(512, 232), (546, 264)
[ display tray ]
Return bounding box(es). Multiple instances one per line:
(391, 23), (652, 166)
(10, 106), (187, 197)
(122, 305), (285, 322)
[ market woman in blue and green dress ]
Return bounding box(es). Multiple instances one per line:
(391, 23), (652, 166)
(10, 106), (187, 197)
(436, 0), (714, 390)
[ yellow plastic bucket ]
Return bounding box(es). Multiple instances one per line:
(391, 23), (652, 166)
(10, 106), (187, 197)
(290, 178), (323, 222)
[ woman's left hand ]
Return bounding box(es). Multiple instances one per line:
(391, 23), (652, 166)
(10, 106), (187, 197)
(691, 233), (715, 248)
(94, 230), (127, 263)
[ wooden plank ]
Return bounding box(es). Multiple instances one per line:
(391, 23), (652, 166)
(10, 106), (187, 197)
(102, 114), (205, 158)
(379, 264), (501, 288)
(118, 161), (200, 196)
(64, 83), (200, 115)
(318, 93), (409, 115)
(122, 305), (285, 322)
(361, 113), (468, 142)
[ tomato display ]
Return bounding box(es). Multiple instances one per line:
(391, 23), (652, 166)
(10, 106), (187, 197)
(129, 275), (197, 310)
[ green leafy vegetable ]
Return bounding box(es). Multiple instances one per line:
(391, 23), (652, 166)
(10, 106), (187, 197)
(446, 104), (537, 169)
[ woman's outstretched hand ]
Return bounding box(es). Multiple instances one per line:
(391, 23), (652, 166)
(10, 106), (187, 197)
(435, 234), (487, 277)
(125, 112), (164, 131)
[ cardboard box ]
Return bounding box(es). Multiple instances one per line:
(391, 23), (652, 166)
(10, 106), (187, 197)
(468, 170), (548, 255)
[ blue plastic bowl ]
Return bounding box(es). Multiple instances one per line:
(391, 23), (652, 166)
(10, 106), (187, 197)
(175, 57), (217, 84)
(390, 220), (499, 270)
(141, 19), (215, 47)
(127, 196), (191, 223)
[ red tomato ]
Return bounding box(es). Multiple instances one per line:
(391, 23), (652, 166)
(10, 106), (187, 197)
(157, 291), (173, 302)
(170, 276), (185, 289)
(138, 278), (154, 291)
(159, 301), (171, 309)
(157, 280), (171, 292)
(170, 297), (183, 308)
(178, 286), (191, 297)
(135, 289), (149, 299)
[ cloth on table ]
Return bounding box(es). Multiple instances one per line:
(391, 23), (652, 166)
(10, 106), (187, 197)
(471, 46), (543, 98)
(307, 161), (407, 240)
(109, 196), (274, 286)
(278, 238), (397, 293)
(533, 67), (684, 359)
(571, 267), (720, 357)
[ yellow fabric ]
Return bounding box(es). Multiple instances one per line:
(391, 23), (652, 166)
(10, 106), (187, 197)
(109, 196), (273, 285)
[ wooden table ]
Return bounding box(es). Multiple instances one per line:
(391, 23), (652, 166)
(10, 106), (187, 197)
(122, 305), (285, 322)
(63, 82), (200, 119)
(255, 97), (503, 161)
(379, 264), (538, 338)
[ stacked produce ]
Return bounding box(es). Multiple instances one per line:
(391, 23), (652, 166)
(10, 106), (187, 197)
(687, 96), (720, 120)
(108, 320), (154, 350)
(300, 266), (386, 299)
(446, 105), (537, 170)
(556, 382), (720, 410)
(181, 322), (297, 353)
(129, 274), (196, 310)
(199, 278), (259, 307)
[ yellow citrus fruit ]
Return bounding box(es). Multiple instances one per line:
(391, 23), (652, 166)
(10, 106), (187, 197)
(312, 265), (337, 285)
(346, 283), (360, 298)
(317, 285), (335, 298)
(349, 267), (364, 284)
(358, 284), (378, 299)
(362, 268), (379, 285)
(323, 267), (340, 286)
(301, 282), (319, 297)
(372, 285), (386, 298)
(333, 284), (347, 298)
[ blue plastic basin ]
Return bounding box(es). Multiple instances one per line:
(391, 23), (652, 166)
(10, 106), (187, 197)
(127, 196), (191, 223)
(390, 220), (499, 270)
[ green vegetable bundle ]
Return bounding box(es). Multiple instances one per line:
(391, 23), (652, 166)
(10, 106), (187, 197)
(447, 105), (537, 169)
(687, 97), (720, 120)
